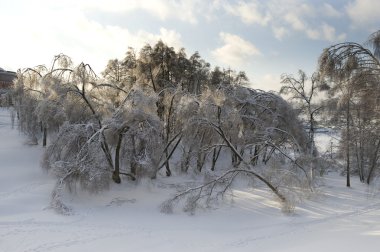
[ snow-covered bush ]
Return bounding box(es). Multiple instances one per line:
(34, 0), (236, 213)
(42, 123), (111, 193)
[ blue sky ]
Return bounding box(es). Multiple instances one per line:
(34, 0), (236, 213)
(1, 0), (379, 91)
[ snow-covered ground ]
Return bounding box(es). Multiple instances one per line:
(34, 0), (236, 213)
(314, 128), (341, 157)
(1, 107), (380, 252)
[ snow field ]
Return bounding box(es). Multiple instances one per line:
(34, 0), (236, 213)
(1, 108), (380, 252)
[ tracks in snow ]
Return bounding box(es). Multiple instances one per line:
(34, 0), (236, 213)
(0, 219), (150, 252)
(0, 182), (51, 200)
(225, 200), (380, 248)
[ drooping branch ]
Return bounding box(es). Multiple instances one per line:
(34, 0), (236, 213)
(161, 167), (286, 214)
(206, 121), (287, 202)
(319, 42), (380, 82)
(266, 141), (312, 190)
(157, 133), (183, 172)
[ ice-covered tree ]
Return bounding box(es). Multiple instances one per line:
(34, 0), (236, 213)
(161, 84), (312, 213)
(11, 54), (72, 145)
(318, 30), (380, 186)
(12, 41), (318, 214)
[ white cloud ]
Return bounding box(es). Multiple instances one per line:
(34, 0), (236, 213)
(304, 23), (346, 42)
(284, 12), (306, 31)
(306, 29), (321, 40)
(254, 74), (281, 91)
(321, 23), (346, 42)
(60, 0), (204, 24)
(224, 0), (271, 26)
(212, 32), (261, 67)
(224, 0), (345, 42)
(129, 28), (183, 51)
(322, 3), (342, 18)
(272, 26), (288, 40)
(265, 1), (346, 42)
(0, 3), (183, 73)
(346, 0), (380, 29)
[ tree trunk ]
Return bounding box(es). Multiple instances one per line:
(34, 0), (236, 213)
(130, 135), (137, 176)
(309, 110), (316, 181)
(112, 131), (123, 184)
(181, 147), (192, 173)
(309, 113), (315, 155)
(165, 149), (172, 176)
(231, 144), (242, 167)
(163, 95), (176, 177)
(251, 145), (260, 166)
(197, 151), (207, 172)
(367, 139), (380, 185)
(196, 131), (207, 172)
(211, 146), (222, 171)
(354, 137), (364, 183)
(149, 65), (157, 92)
(355, 113), (365, 183)
(262, 146), (268, 163)
(263, 147), (275, 165)
(42, 127), (47, 147)
(346, 101), (351, 187)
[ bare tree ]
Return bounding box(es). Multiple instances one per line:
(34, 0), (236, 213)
(280, 70), (325, 179)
